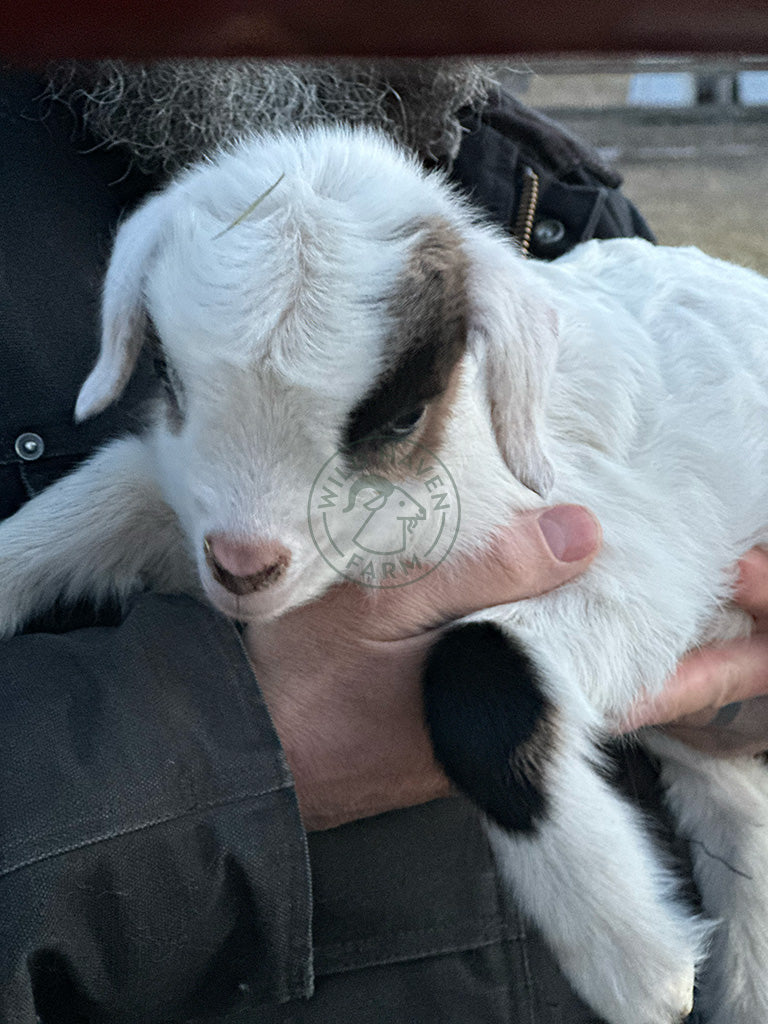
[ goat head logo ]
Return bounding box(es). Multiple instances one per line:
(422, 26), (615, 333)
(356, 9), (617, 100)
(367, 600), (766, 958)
(308, 443), (460, 588)
(342, 474), (427, 557)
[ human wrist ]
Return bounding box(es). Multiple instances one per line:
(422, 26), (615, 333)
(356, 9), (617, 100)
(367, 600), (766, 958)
(247, 628), (451, 831)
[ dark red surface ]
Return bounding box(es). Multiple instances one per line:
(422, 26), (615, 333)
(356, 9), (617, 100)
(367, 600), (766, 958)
(3, 0), (768, 63)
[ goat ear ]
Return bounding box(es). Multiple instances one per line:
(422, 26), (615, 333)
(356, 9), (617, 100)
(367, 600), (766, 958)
(466, 236), (558, 498)
(75, 192), (171, 422)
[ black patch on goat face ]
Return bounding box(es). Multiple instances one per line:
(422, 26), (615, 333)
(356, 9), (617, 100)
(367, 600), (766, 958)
(423, 622), (556, 833)
(342, 219), (469, 458)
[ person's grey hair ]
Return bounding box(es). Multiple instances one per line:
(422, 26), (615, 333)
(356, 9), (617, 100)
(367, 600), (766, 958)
(46, 58), (504, 178)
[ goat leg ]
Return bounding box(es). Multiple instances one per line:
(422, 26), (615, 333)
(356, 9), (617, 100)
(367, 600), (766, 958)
(0, 436), (194, 637)
(647, 731), (768, 1024)
(423, 621), (707, 1024)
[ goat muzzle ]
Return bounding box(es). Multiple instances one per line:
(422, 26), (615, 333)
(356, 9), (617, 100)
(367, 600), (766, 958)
(203, 534), (291, 595)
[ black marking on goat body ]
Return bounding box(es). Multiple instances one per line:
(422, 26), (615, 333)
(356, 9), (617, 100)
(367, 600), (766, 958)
(423, 622), (556, 833)
(343, 219), (468, 458)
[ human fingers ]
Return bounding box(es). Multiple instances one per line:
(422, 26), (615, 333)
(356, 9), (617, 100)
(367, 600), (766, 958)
(658, 696), (768, 757)
(623, 634), (768, 731)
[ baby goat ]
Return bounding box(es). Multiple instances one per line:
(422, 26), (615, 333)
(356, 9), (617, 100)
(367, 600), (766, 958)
(3, 126), (768, 1024)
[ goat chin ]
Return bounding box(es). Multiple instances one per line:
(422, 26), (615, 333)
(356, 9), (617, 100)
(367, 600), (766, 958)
(2, 124), (768, 1023)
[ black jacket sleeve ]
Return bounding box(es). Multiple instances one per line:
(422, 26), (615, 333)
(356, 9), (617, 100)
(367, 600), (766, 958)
(0, 596), (312, 1024)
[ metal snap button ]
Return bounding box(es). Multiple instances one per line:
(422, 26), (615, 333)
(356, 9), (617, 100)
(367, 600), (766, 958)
(15, 432), (45, 461)
(533, 218), (566, 248)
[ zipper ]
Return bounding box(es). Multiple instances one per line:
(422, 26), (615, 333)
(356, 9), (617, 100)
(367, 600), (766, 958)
(512, 166), (540, 257)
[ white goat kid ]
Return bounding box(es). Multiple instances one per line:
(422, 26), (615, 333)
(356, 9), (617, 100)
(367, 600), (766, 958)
(2, 126), (768, 1024)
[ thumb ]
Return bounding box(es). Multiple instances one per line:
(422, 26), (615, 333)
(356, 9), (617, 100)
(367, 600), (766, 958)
(408, 504), (602, 627)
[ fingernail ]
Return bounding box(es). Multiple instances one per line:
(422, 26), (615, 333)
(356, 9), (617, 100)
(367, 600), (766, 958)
(538, 505), (601, 563)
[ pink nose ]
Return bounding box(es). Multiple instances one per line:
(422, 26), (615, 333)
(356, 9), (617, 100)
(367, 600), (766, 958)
(203, 534), (291, 596)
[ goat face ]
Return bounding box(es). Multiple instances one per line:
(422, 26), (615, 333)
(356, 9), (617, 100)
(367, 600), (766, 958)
(77, 127), (558, 621)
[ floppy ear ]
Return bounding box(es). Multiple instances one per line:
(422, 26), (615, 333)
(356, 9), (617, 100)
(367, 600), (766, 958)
(464, 234), (558, 498)
(75, 192), (172, 422)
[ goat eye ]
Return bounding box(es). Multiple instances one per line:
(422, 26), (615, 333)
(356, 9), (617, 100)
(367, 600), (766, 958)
(343, 405), (427, 461)
(383, 406), (426, 438)
(153, 354), (171, 386)
(152, 352), (186, 431)
(153, 354), (178, 398)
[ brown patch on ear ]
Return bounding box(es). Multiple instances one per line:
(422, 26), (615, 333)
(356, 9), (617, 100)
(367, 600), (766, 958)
(343, 217), (469, 454)
(392, 217), (469, 370)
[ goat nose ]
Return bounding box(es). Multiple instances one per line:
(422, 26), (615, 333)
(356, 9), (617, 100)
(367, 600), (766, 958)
(203, 534), (291, 595)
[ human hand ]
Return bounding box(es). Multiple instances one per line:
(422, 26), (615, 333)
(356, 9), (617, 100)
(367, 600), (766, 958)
(624, 547), (768, 756)
(244, 505), (601, 831)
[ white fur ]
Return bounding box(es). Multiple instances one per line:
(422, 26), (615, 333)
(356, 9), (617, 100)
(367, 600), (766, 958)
(3, 125), (768, 1022)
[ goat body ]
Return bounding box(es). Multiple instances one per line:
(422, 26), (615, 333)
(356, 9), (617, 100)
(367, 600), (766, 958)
(3, 127), (768, 1024)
